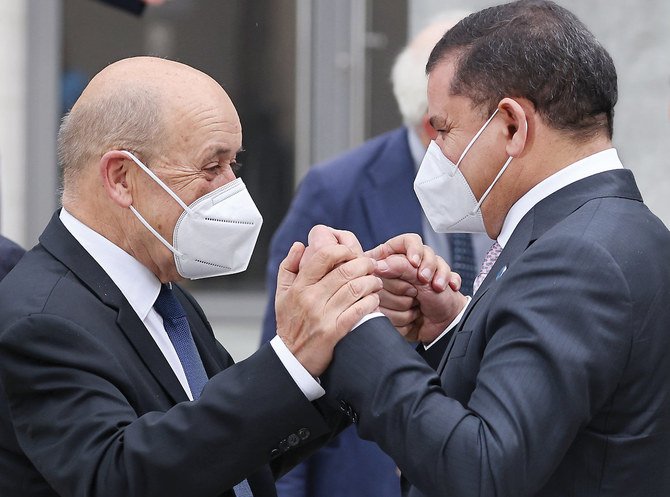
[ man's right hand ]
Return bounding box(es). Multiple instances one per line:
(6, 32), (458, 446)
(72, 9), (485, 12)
(367, 233), (469, 343)
(376, 254), (468, 343)
(275, 240), (382, 377)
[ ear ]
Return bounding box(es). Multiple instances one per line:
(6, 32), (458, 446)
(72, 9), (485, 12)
(498, 98), (528, 158)
(99, 150), (134, 208)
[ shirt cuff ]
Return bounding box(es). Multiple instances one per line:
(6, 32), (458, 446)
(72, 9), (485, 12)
(351, 311), (386, 331)
(270, 335), (325, 401)
(424, 296), (472, 350)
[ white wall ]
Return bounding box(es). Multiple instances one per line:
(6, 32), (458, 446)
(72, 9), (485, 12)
(0, 0), (27, 243)
(0, 0), (60, 249)
(410, 0), (670, 227)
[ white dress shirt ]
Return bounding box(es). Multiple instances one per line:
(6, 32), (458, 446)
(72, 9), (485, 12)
(59, 209), (324, 401)
(497, 148), (623, 248)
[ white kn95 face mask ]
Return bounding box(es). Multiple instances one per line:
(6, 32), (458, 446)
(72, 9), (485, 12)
(121, 150), (263, 280)
(414, 109), (516, 233)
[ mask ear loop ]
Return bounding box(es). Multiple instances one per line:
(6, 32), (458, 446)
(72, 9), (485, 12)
(121, 150), (187, 257)
(470, 156), (513, 215)
(120, 150), (194, 215)
(452, 108), (500, 177)
(469, 117), (528, 215)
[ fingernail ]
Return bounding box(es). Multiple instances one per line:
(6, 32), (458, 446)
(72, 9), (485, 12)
(420, 268), (433, 281)
(411, 254), (421, 266)
(435, 277), (446, 289)
(377, 260), (389, 272)
(405, 287), (417, 297)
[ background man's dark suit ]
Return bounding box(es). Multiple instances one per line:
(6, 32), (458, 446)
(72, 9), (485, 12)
(323, 169), (670, 496)
(260, 127), (420, 496)
(0, 214), (345, 497)
(0, 235), (24, 281)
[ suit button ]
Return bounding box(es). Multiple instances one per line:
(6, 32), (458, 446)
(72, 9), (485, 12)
(270, 448), (280, 458)
(339, 400), (351, 415)
(279, 439), (290, 452)
(287, 433), (300, 447)
(298, 428), (310, 440)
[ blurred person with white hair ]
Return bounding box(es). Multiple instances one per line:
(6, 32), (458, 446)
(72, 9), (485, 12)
(259, 12), (490, 497)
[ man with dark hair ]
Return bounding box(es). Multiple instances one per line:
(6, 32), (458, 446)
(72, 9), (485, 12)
(285, 1), (670, 496)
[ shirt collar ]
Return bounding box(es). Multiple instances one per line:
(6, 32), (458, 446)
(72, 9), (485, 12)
(497, 148), (624, 248)
(59, 208), (161, 320)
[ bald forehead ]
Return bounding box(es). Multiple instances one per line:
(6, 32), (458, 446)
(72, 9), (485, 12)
(92, 57), (212, 87)
(77, 57), (236, 117)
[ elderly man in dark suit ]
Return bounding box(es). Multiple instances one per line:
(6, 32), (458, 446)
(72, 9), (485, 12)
(284, 1), (670, 496)
(260, 13), (489, 497)
(0, 56), (382, 497)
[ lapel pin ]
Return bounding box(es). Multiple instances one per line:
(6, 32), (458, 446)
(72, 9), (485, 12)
(496, 265), (507, 280)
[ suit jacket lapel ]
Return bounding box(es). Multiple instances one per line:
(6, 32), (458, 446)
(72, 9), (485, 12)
(435, 214), (534, 375)
(39, 212), (189, 404)
(361, 128), (423, 245)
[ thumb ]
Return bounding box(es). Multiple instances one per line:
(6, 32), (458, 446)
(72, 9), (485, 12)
(277, 242), (305, 292)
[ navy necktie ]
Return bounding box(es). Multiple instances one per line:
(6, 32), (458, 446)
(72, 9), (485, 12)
(153, 285), (253, 497)
(153, 284), (209, 399)
(448, 233), (477, 296)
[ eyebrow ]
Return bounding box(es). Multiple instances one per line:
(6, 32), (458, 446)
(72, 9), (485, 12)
(201, 146), (245, 162)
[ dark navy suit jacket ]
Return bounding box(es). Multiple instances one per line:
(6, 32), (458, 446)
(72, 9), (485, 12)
(261, 127), (424, 497)
(324, 169), (670, 497)
(0, 214), (346, 497)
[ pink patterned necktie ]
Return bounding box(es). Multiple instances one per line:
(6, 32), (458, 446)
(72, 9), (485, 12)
(472, 241), (502, 295)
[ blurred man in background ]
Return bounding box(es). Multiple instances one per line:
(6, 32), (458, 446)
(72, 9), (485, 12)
(260, 12), (490, 497)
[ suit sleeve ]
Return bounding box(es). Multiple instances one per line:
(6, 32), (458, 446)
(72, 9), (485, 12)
(0, 315), (338, 497)
(322, 234), (633, 497)
(260, 168), (340, 344)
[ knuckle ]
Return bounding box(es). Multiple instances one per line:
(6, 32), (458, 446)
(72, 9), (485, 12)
(337, 261), (355, 281)
(347, 279), (364, 300)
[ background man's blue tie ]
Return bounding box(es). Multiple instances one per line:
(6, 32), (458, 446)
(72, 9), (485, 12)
(153, 284), (253, 497)
(448, 233), (477, 296)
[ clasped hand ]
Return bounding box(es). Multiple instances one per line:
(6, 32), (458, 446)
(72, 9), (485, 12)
(275, 226), (468, 376)
(366, 233), (469, 343)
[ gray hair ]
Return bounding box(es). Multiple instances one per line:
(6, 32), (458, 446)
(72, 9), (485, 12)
(58, 86), (165, 200)
(391, 12), (470, 127)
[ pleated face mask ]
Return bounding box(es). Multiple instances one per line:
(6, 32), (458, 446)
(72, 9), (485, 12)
(122, 150), (263, 280)
(414, 109), (517, 233)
